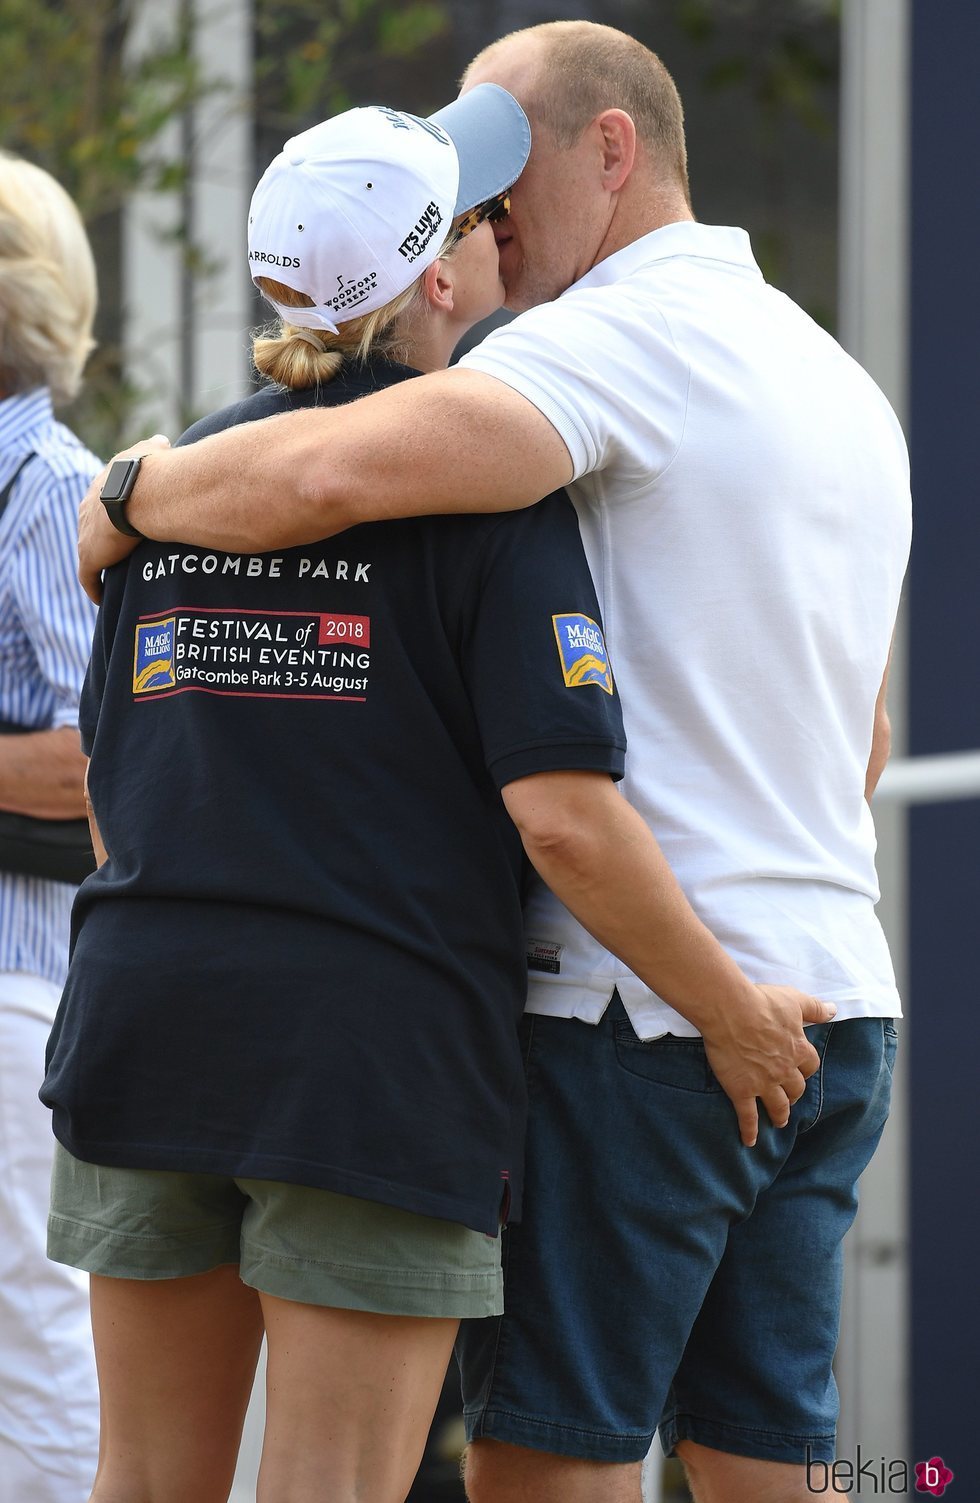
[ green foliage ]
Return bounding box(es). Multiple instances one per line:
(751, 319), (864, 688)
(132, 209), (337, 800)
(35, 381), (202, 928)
(673, 0), (838, 139)
(0, 1), (199, 451)
(0, 0), (447, 454)
(0, 0), (208, 221)
(254, 0), (448, 134)
(664, 0), (839, 311)
(676, 0), (716, 45)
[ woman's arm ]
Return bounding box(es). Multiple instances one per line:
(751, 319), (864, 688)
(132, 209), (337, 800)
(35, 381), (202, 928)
(83, 761), (108, 867)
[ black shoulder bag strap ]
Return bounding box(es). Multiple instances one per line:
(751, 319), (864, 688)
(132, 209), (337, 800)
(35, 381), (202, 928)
(0, 452), (97, 884)
(0, 453), (38, 520)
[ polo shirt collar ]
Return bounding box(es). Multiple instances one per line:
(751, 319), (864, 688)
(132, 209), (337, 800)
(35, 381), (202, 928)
(573, 222), (762, 293)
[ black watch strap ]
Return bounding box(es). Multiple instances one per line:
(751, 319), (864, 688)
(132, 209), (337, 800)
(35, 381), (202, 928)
(99, 457), (145, 538)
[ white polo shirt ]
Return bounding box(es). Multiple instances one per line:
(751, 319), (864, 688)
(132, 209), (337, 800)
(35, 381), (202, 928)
(460, 222), (912, 1038)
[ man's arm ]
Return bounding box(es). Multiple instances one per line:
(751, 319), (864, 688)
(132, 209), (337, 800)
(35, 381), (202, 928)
(0, 727), (87, 819)
(78, 371), (572, 601)
(865, 637), (895, 801)
(503, 769), (835, 1148)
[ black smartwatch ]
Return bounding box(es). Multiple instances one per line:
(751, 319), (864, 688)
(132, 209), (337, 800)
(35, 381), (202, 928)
(99, 457), (145, 538)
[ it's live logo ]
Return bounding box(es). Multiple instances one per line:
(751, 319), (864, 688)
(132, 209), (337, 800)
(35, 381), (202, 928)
(805, 1446), (954, 1494)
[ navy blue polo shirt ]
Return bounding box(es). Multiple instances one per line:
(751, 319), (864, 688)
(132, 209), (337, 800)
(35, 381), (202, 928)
(42, 360), (626, 1234)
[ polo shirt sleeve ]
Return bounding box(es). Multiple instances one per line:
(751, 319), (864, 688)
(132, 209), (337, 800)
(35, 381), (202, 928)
(458, 492), (626, 790)
(458, 286), (689, 490)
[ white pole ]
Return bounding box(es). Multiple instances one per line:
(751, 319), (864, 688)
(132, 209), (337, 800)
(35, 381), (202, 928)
(188, 0), (254, 418)
(836, 0), (911, 1476)
(122, 0), (185, 437)
(123, 0), (253, 440)
(874, 750), (980, 805)
(641, 1436), (664, 1502)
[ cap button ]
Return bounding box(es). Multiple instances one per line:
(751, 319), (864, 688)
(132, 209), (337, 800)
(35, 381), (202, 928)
(286, 149), (306, 165)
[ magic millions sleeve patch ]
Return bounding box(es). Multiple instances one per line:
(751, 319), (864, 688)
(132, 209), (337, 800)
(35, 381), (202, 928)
(552, 613), (613, 694)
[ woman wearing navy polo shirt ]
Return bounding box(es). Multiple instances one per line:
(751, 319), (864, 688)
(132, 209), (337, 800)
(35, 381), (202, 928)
(41, 90), (622, 1503)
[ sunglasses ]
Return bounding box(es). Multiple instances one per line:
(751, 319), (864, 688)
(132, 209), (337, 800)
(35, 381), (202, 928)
(456, 189), (511, 237)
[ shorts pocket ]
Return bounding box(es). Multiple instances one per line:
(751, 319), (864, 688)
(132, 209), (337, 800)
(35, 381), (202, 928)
(882, 1019), (899, 1073)
(613, 1022), (722, 1094)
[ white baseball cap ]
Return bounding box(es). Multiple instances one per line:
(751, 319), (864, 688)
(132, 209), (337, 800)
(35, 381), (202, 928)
(247, 84), (530, 334)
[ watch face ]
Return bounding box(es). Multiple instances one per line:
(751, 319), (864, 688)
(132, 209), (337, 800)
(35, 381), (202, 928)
(101, 458), (137, 503)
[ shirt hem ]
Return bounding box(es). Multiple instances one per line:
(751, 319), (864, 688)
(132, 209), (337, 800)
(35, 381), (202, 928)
(524, 981), (903, 1037)
(49, 1122), (506, 1236)
(490, 738), (626, 790)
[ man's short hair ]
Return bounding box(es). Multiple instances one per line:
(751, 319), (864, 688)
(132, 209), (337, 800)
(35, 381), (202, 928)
(467, 22), (690, 205)
(0, 153), (97, 406)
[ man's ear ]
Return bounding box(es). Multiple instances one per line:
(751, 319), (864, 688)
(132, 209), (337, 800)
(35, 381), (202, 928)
(596, 109), (637, 192)
(421, 256), (455, 314)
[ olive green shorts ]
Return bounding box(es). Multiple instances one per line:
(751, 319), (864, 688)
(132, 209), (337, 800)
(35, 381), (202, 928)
(48, 1143), (502, 1318)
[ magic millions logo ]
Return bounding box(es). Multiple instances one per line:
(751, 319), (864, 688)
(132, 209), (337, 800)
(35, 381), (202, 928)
(552, 613), (614, 694)
(133, 617), (176, 693)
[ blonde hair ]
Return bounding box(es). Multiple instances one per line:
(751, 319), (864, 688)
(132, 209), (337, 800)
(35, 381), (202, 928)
(466, 21), (691, 206)
(0, 153), (97, 405)
(252, 228), (460, 390)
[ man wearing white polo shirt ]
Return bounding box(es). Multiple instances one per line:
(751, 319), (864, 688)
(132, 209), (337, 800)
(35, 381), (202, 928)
(77, 20), (911, 1503)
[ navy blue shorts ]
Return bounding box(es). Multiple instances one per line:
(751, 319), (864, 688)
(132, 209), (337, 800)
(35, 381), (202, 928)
(457, 992), (897, 1466)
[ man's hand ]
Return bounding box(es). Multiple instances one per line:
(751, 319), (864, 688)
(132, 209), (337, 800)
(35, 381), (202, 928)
(699, 985), (834, 1149)
(78, 436), (170, 603)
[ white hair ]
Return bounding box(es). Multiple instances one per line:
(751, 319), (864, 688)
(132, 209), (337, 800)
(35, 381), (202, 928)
(0, 153), (97, 405)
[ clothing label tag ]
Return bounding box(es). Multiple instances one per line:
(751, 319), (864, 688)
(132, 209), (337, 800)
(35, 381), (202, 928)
(527, 939), (563, 974)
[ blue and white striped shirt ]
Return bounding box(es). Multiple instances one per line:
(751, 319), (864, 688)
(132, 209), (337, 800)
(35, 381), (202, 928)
(0, 389), (100, 983)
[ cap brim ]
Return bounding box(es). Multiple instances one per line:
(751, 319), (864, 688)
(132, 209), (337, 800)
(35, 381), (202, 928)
(429, 83), (530, 215)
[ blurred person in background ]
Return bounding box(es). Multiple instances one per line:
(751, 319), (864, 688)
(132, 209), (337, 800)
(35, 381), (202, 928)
(0, 153), (100, 1502)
